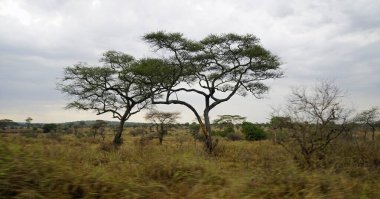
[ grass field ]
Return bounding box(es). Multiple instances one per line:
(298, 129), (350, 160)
(1, 131), (380, 199)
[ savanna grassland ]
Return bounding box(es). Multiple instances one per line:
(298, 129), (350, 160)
(1, 129), (380, 199)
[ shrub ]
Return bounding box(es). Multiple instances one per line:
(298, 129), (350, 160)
(188, 122), (206, 141)
(213, 130), (226, 137)
(42, 123), (57, 133)
(193, 132), (205, 141)
(129, 128), (145, 137)
(241, 122), (267, 141)
(213, 123), (235, 137)
(226, 133), (243, 141)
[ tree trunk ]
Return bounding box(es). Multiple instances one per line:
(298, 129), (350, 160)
(159, 123), (164, 144)
(274, 130), (277, 144)
(371, 126), (376, 141)
(203, 110), (215, 153)
(113, 119), (126, 144)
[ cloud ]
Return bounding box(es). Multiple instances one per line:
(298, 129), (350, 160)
(0, 0), (379, 123)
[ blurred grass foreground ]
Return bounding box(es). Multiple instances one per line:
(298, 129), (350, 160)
(1, 132), (380, 199)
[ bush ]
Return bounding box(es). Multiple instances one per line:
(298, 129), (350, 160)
(42, 123), (57, 133)
(193, 132), (205, 141)
(226, 133), (243, 141)
(213, 130), (226, 137)
(213, 123), (235, 137)
(188, 122), (206, 141)
(241, 122), (267, 141)
(129, 128), (145, 136)
(188, 122), (200, 135)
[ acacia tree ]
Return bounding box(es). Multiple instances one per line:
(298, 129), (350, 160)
(213, 115), (246, 137)
(355, 107), (379, 140)
(25, 117), (33, 129)
(213, 115), (246, 126)
(0, 119), (16, 130)
(144, 109), (180, 144)
(141, 32), (282, 152)
(58, 51), (154, 144)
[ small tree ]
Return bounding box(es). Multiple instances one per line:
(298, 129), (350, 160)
(25, 117), (33, 129)
(270, 116), (291, 130)
(58, 51), (156, 144)
(92, 120), (107, 140)
(281, 81), (351, 167)
(144, 110), (180, 144)
(355, 107), (379, 140)
(269, 116), (291, 143)
(213, 115), (246, 136)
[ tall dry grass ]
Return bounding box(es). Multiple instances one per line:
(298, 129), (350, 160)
(0, 132), (379, 198)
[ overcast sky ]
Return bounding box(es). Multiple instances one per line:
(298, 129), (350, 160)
(1, 0), (379, 123)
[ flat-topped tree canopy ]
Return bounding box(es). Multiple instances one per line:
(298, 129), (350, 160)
(213, 115), (247, 125)
(142, 31), (283, 152)
(58, 51), (154, 144)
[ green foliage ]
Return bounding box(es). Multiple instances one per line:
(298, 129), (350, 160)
(226, 133), (243, 141)
(144, 110), (180, 144)
(142, 31), (283, 152)
(188, 122), (199, 134)
(241, 122), (267, 141)
(42, 123), (57, 133)
(270, 116), (292, 129)
(25, 117), (33, 128)
(188, 122), (204, 141)
(213, 115), (246, 125)
(58, 50), (155, 143)
(355, 107), (379, 140)
(0, 119), (17, 130)
(213, 115), (244, 138)
(213, 123), (235, 137)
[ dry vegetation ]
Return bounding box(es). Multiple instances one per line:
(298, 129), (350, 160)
(1, 129), (380, 199)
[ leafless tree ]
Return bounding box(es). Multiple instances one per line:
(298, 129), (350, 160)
(281, 81), (351, 166)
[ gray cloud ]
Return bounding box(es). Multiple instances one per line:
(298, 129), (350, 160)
(0, 0), (379, 123)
